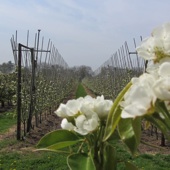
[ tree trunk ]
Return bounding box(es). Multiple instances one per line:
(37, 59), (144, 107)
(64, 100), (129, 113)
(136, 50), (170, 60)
(1, 100), (5, 108)
(161, 133), (166, 146)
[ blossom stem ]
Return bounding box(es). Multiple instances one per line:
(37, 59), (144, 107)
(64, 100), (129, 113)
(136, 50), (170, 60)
(77, 139), (86, 153)
(93, 122), (106, 170)
(104, 81), (132, 141)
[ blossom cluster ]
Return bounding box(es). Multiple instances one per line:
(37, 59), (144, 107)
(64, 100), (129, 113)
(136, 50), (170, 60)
(55, 95), (113, 135)
(121, 23), (170, 118)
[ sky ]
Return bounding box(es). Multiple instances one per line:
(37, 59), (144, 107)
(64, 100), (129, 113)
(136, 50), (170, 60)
(0, 0), (170, 70)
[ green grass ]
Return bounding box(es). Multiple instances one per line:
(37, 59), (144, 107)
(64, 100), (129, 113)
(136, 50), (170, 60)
(1, 137), (170, 169)
(107, 139), (170, 170)
(0, 111), (16, 133)
(1, 110), (170, 169)
(0, 138), (18, 148)
(0, 149), (67, 170)
(75, 83), (87, 98)
(133, 153), (170, 170)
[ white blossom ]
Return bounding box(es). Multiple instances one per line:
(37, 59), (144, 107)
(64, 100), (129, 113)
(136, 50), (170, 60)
(146, 58), (170, 78)
(120, 74), (157, 118)
(73, 104), (100, 135)
(153, 77), (170, 101)
(54, 99), (82, 118)
(74, 113), (99, 135)
(136, 37), (156, 60)
(61, 118), (75, 130)
(147, 59), (170, 101)
(55, 95), (112, 135)
(93, 95), (113, 120)
(121, 23), (170, 118)
(152, 23), (170, 54)
(136, 23), (170, 62)
(158, 61), (170, 77)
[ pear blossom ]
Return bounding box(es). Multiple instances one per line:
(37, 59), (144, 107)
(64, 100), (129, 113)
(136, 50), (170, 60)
(136, 37), (155, 60)
(152, 23), (170, 53)
(54, 95), (113, 135)
(81, 95), (95, 111)
(61, 118), (75, 130)
(153, 77), (170, 101)
(158, 61), (170, 77)
(145, 58), (170, 82)
(146, 62), (160, 79)
(54, 98), (82, 118)
(149, 60), (170, 101)
(93, 95), (113, 120)
(131, 73), (156, 87)
(120, 73), (157, 118)
(136, 23), (170, 62)
(74, 109), (99, 135)
(83, 95), (95, 102)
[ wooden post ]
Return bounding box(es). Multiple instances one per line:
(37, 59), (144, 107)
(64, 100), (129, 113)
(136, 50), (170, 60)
(27, 48), (35, 132)
(17, 43), (22, 140)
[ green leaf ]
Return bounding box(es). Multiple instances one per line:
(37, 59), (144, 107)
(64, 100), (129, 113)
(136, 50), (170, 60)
(124, 161), (138, 170)
(145, 112), (170, 141)
(107, 129), (120, 142)
(37, 129), (83, 149)
(103, 106), (122, 141)
(117, 117), (141, 155)
(47, 141), (81, 150)
(103, 143), (117, 170)
(155, 100), (170, 119)
(67, 153), (96, 170)
(103, 82), (132, 141)
(132, 117), (141, 146)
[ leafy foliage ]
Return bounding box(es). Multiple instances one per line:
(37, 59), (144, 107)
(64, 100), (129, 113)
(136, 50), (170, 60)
(0, 72), (16, 107)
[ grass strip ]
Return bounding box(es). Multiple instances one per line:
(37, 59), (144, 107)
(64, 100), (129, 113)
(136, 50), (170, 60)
(0, 150), (67, 170)
(0, 111), (16, 133)
(1, 138), (170, 170)
(75, 83), (87, 98)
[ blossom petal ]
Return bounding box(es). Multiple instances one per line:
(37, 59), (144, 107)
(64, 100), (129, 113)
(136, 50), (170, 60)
(136, 37), (155, 60)
(158, 62), (170, 77)
(61, 118), (75, 130)
(153, 77), (170, 100)
(120, 73), (156, 118)
(66, 99), (81, 114)
(54, 103), (74, 118)
(121, 103), (148, 118)
(94, 99), (113, 120)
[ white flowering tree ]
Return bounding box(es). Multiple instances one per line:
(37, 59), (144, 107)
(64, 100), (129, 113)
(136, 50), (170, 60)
(37, 23), (170, 170)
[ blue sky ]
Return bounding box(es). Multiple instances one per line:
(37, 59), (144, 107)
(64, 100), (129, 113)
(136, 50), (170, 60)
(0, 0), (170, 70)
